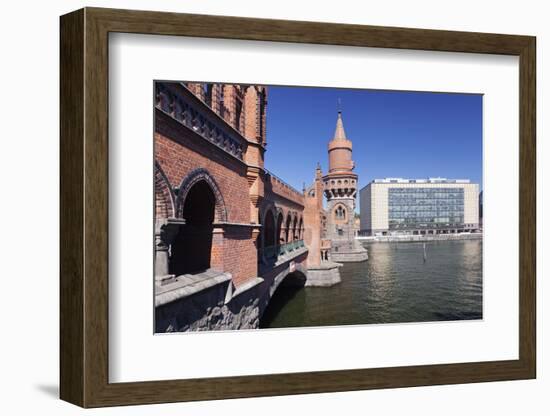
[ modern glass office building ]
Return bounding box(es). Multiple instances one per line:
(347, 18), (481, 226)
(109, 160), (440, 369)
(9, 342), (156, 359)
(359, 178), (479, 236)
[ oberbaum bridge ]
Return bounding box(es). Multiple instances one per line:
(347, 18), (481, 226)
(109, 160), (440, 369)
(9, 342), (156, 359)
(154, 82), (368, 331)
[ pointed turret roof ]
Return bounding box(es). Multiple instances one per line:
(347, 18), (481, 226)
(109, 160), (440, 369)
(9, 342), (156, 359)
(332, 111), (348, 140)
(327, 109), (354, 173)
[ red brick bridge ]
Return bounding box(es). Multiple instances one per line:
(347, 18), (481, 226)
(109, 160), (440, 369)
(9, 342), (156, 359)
(154, 82), (346, 331)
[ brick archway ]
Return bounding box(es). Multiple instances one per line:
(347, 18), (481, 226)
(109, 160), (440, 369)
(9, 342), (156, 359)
(176, 168), (227, 223)
(275, 210), (284, 247)
(284, 212), (292, 243)
(260, 205), (277, 249)
(155, 162), (175, 219)
(291, 214), (298, 241)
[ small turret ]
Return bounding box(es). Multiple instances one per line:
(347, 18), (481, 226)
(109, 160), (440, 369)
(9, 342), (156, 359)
(315, 162), (323, 180)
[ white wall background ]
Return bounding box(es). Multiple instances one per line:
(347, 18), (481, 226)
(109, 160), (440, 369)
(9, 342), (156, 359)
(0, 0), (545, 414)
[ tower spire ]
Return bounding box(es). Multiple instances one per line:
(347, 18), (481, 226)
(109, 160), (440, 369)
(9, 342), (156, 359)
(332, 109), (347, 140)
(327, 108), (353, 174)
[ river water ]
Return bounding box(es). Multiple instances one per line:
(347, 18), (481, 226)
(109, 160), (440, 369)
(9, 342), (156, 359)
(260, 239), (482, 329)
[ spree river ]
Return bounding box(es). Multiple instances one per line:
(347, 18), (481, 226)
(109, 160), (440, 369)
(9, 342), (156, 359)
(260, 239), (482, 329)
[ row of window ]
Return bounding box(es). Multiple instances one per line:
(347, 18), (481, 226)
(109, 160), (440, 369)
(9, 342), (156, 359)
(388, 187), (465, 193)
(390, 204), (464, 211)
(192, 83), (266, 141)
(388, 187), (465, 229)
(325, 179), (356, 186)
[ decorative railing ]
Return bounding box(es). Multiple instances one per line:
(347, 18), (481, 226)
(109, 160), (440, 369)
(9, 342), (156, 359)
(259, 240), (305, 263)
(283, 239), (305, 253)
(155, 82), (247, 161)
(262, 245), (279, 260)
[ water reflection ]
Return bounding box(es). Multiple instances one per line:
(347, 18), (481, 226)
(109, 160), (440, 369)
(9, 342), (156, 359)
(260, 239), (483, 329)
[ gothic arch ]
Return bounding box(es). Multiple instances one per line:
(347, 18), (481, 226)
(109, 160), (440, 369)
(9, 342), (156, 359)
(176, 168), (227, 223)
(260, 205), (277, 249)
(275, 209), (284, 247)
(333, 203), (348, 222)
(274, 206), (284, 219)
(155, 162), (175, 219)
(291, 214), (298, 241)
(260, 204), (277, 227)
(171, 178), (217, 275)
(284, 211), (292, 243)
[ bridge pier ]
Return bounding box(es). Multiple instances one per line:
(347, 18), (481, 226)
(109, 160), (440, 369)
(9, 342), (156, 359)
(305, 262), (342, 287)
(330, 240), (369, 262)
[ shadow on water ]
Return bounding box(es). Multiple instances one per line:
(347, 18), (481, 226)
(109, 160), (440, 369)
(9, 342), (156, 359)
(259, 274), (306, 328)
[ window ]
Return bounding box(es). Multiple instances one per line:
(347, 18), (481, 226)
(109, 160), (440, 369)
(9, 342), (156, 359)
(235, 99), (243, 132)
(387, 187), (465, 230)
(219, 86), (225, 118)
(335, 205), (346, 221)
(202, 83), (213, 107)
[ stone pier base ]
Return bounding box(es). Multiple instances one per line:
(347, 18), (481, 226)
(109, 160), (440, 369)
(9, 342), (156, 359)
(155, 269), (264, 332)
(305, 262), (342, 287)
(330, 241), (368, 262)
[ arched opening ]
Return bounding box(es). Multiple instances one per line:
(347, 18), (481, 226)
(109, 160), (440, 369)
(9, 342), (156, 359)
(170, 180), (216, 275)
(259, 270), (307, 328)
(256, 224), (263, 254)
(334, 205), (347, 221)
(285, 214), (292, 243)
(155, 166), (174, 220)
(292, 216), (298, 241)
(264, 210), (276, 249)
(276, 212), (284, 247)
(298, 218), (303, 240)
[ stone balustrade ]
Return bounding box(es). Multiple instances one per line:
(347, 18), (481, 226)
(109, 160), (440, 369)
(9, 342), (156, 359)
(259, 240), (305, 263)
(155, 81), (247, 161)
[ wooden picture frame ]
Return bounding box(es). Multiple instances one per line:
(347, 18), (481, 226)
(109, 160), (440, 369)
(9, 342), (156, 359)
(60, 7), (536, 408)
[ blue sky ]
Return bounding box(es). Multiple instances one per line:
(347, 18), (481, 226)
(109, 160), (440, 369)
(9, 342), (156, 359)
(263, 86), (483, 204)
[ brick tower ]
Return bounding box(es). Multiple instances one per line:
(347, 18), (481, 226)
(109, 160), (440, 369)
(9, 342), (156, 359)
(323, 111), (368, 262)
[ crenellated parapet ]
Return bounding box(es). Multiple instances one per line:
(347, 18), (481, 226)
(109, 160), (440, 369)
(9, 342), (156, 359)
(265, 170), (305, 208)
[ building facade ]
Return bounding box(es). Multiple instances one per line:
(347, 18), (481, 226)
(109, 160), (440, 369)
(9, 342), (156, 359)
(360, 178), (480, 236)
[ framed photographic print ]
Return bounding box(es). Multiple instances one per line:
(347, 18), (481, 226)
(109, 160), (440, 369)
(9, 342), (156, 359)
(60, 7), (536, 408)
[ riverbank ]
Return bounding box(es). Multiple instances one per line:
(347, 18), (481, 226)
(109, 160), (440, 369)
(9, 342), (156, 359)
(357, 232), (482, 243)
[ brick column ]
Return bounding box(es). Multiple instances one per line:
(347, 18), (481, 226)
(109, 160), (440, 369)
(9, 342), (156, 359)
(155, 231), (170, 278)
(210, 226), (225, 272)
(155, 218), (185, 284)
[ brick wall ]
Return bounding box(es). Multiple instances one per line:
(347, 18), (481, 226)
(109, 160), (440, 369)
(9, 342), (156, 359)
(155, 109), (258, 285)
(185, 82), (267, 146)
(222, 226), (259, 286)
(155, 165), (174, 219)
(268, 175), (305, 207)
(156, 110), (250, 224)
